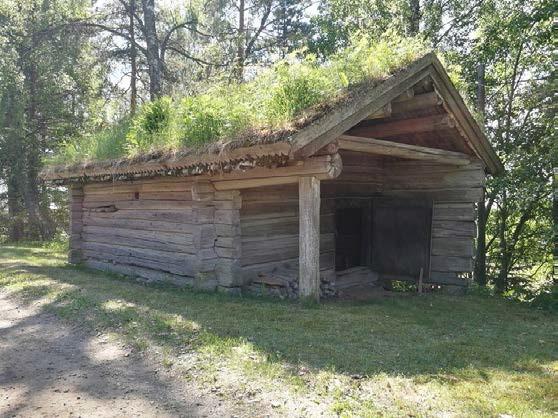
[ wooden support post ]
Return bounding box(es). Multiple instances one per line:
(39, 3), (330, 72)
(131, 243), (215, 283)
(299, 176), (321, 302)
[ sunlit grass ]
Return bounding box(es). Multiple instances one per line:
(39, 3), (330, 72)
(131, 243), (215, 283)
(1, 244), (556, 416)
(48, 33), (429, 166)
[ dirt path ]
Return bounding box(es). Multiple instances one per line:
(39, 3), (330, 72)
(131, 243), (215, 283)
(0, 292), (232, 418)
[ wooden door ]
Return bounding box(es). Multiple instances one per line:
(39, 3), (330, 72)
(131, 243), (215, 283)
(371, 199), (432, 279)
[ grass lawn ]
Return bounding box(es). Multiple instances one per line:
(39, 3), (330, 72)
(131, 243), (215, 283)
(1, 244), (556, 417)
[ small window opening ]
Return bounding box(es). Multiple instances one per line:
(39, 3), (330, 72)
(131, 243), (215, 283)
(134, 191), (140, 200)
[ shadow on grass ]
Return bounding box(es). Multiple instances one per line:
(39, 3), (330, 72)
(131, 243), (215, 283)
(2, 247), (556, 382)
(0, 296), (207, 417)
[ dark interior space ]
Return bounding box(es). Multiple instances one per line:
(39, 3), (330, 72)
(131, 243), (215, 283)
(371, 199), (432, 281)
(335, 207), (363, 271)
(334, 198), (433, 294)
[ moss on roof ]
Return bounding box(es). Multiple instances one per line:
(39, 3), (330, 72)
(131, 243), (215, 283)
(46, 33), (430, 171)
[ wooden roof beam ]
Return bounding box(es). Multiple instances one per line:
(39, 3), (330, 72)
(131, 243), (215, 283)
(391, 91), (443, 115)
(290, 55), (434, 158)
(363, 91), (443, 121)
(393, 88), (415, 102)
(349, 114), (456, 138)
(212, 153), (343, 190)
(337, 134), (473, 166)
(365, 103), (392, 120)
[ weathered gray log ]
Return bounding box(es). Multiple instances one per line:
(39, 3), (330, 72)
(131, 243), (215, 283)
(391, 91), (442, 115)
(338, 134), (472, 166)
(348, 114), (456, 138)
(298, 176), (321, 302)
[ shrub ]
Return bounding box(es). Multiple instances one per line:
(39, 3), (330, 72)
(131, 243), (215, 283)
(49, 118), (130, 164)
(178, 92), (251, 146)
(126, 97), (176, 154)
(529, 283), (558, 312)
(264, 56), (341, 124)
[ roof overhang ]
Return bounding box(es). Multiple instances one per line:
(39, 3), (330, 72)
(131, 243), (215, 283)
(42, 53), (503, 184)
(290, 53), (503, 175)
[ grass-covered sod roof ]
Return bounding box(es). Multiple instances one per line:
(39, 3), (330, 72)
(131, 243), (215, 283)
(48, 35), (430, 169)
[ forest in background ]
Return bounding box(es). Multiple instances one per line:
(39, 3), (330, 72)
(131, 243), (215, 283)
(0, 0), (555, 301)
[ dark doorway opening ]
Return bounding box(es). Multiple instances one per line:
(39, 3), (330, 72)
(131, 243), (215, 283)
(371, 199), (432, 281)
(333, 198), (432, 296)
(335, 207), (363, 271)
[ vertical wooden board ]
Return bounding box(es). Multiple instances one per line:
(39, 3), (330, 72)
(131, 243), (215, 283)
(299, 176), (321, 302)
(371, 199), (432, 278)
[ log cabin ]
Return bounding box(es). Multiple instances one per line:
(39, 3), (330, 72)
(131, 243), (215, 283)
(42, 53), (503, 301)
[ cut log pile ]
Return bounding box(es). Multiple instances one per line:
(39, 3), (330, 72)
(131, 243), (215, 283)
(247, 266), (336, 299)
(335, 267), (379, 290)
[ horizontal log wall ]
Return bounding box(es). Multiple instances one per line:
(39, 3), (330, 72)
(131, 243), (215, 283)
(68, 186), (84, 263)
(77, 177), (236, 290)
(239, 184), (336, 297)
(70, 154), (484, 294)
(322, 150), (384, 197)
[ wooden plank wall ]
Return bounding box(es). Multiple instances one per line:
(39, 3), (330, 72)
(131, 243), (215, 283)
(71, 155), (484, 294)
(322, 150), (384, 197)
(239, 184), (336, 296)
(383, 160), (484, 286)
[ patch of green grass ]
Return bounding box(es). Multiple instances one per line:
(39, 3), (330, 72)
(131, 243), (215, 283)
(50, 118), (131, 165)
(1, 244), (556, 416)
(49, 33), (429, 165)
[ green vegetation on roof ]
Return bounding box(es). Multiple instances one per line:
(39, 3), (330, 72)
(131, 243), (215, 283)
(50, 33), (430, 166)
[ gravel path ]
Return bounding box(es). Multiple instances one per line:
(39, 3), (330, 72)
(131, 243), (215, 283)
(0, 291), (230, 418)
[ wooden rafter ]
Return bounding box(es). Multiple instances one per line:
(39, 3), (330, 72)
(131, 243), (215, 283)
(337, 134), (473, 166)
(391, 91), (442, 115)
(290, 54), (434, 158)
(348, 114), (456, 138)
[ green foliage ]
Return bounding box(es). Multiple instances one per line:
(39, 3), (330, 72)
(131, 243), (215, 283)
(179, 92), (251, 145)
(530, 284), (558, 313)
(126, 98), (175, 154)
(263, 55), (339, 123)
(50, 33), (429, 165)
(49, 118), (131, 164)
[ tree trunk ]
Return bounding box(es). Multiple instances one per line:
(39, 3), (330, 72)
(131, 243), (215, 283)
(129, 0), (138, 114)
(6, 167), (25, 242)
(475, 190), (489, 286)
(234, 0), (246, 82)
(141, 0), (162, 99)
(2, 89), (25, 241)
(280, 0), (288, 58)
(20, 31), (54, 241)
(495, 190), (508, 293)
(474, 62), (488, 286)
(408, 0), (420, 35)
